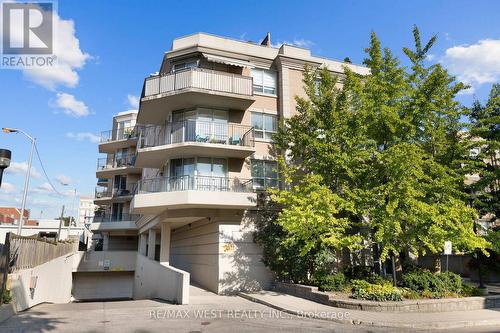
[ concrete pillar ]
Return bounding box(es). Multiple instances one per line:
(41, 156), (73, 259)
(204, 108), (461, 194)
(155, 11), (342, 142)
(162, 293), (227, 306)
(160, 223), (171, 265)
(139, 233), (147, 255)
(102, 232), (109, 251)
(147, 229), (156, 260)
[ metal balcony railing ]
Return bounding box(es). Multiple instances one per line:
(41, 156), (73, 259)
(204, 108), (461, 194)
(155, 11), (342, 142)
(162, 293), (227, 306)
(143, 67), (253, 98)
(100, 126), (138, 143)
(97, 154), (137, 171)
(138, 121), (254, 148)
(95, 183), (137, 199)
(136, 175), (253, 194)
(92, 213), (140, 223)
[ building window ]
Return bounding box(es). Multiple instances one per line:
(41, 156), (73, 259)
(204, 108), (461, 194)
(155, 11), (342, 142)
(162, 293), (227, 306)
(172, 61), (198, 73)
(251, 160), (278, 189)
(251, 112), (277, 140)
(251, 68), (277, 95)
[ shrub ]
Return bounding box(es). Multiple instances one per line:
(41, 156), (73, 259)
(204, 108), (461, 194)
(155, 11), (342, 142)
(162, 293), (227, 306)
(351, 279), (402, 301)
(401, 271), (463, 296)
(401, 288), (421, 299)
(1, 289), (12, 304)
(440, 272), (462, 293)
(343, 266), (373, 280)
(461, 283), (486, 297)
(313, 272), (346, 292)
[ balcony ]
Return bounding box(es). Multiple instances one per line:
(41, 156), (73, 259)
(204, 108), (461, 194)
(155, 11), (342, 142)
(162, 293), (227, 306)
(138, 68), (255, 124)
(131, 175), (256, 215)
(94, 183), (137, 205)
(99, 126), (139, 153)
(96, 153), (142, 178)
(136, 121), (255, 168)
(90, 213), (140, 231)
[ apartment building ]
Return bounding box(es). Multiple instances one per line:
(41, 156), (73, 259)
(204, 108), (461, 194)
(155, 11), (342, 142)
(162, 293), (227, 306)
(83, 33), (368, 302)
(78, 196), (95, 226)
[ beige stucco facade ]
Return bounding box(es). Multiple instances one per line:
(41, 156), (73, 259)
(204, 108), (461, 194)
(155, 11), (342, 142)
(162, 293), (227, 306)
(83, 32), (367, 301)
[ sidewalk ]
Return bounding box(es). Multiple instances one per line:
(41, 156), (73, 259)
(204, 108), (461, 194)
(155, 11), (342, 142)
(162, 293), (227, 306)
(239, 290), (500, 330)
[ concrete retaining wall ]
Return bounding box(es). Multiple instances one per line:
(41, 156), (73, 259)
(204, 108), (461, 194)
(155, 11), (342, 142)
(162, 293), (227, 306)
(218, 222), (273, 294)
(73, 251), (137, 272)
(170, 219), (220, 293)
(274, 282), (500, 313)
(133, 253), (189, 304)
(9, 253), (74, 311)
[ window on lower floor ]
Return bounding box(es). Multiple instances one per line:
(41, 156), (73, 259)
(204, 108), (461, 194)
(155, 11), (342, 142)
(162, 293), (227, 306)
(251, 112), (277, 140)
(251, 159), (278, 189)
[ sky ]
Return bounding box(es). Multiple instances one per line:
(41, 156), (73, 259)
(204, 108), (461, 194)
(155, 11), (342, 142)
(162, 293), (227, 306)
(0, 0), (499, 220)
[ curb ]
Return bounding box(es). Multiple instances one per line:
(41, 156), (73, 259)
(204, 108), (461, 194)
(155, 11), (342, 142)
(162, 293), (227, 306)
(238, 292), (500, 330)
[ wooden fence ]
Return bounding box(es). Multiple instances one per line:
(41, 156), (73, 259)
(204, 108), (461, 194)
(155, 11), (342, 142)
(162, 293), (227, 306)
(0, 232), (78, 304)
(8, 233), (78, 271)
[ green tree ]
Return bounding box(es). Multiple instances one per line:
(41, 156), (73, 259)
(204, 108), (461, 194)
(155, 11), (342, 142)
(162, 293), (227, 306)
(466, 84), (500, 220)
(270, 26), (488, 278)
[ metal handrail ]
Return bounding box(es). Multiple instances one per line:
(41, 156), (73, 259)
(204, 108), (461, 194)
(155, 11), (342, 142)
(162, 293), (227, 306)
(92, 213), (140, 223)
(95, 183), (137, 199)
(100, 126), (138, 143)
(137, 175), (253, 194)
(138, 121), (254, 148)
(143, 67), (253, 97)
(97, 153), (137, 170)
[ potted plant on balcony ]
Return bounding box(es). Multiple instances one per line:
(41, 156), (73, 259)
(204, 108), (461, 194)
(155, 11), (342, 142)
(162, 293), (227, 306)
(124, 128), (134, 139)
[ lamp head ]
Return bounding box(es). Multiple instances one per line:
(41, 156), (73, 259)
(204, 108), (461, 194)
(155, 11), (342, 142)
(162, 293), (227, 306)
(2, 128), (18, 134)
(0, 149), (11, 169)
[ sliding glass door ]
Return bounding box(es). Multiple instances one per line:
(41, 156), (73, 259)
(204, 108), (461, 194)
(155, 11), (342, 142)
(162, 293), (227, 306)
(171, 108), (228, 143)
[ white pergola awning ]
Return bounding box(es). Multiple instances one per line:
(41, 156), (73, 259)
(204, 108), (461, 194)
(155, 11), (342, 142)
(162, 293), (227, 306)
(202, 53), (254, 68)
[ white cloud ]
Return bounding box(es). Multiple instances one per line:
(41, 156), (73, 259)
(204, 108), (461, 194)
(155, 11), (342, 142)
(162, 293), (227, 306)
(5, 162), (42, 179)
(55, 174), (72, 185)
(32, 182), (54, 194)
(127, 94), (140, 109)
(442, 39), (500, 93)
(66, 132), (100, 143)
(0, 182), (16, 194)
(426, 54), (436, 61)
(21, 10), (91, 89)
(52, 93), (89, 117)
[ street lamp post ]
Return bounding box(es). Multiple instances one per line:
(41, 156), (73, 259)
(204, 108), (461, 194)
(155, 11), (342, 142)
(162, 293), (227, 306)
(2, 128), (36, 235)
(62, 183), (77, 238)
(0, 149), (12, 187)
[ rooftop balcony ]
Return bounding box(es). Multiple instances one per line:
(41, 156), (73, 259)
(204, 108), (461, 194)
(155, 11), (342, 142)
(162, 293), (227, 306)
(136, 121), (255, 168)
(99, 126), (138, 153)
(96, 153), (142, 178)
(94, 183), (137, 205)
(131, 175), (256, 215)
(90, 213), (140, 231)
(138, 68), (255, 124)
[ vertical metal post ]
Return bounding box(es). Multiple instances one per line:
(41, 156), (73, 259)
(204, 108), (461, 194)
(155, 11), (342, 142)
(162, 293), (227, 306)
(18, 137), (36, 235)
(57, 205), (65, 241)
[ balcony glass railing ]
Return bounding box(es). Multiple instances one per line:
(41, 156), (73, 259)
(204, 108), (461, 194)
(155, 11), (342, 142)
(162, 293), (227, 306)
(93, 213), (140, 223)
(138, 121), (254, 148)
(95, 183), (137, 199)
(136, 175), (253, 194)
(143, 67), (253, 98)
(97, 154), (137, 170)
(100, 126), (139, 143)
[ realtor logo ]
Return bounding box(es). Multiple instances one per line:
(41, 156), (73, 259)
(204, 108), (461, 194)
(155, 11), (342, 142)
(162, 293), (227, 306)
(1, 1), (56, 68)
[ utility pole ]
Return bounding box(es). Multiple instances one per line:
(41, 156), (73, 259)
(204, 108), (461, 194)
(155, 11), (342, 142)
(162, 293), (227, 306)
(57, 205), (65, 241)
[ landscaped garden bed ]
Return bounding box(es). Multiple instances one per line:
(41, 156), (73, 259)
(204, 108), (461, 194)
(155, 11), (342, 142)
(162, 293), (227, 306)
(274, 280), (500, 312)
(272, 268), (500, 312)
